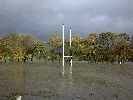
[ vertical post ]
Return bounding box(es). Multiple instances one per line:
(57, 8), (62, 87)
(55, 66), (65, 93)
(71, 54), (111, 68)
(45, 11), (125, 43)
(70, 27), (72, 73)
(62, 25), (73, 75)
(70, 27), (72, 47)
(62, 24), (65, 75)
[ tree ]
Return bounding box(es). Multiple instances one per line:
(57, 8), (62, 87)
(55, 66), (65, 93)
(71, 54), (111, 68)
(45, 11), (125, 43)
(95, 32), (116, 63)
(32, 41), (48, 61)
(0, 32), (132, 64)
(0, 42), (12, 62)
(128, 35), (133, 62)
(71, 34), (81, 58)
(48, 33), (62, 62)
(0, 33), (48, 63)
(2, 33), (25, 62)
(49, 33), (62, 48)
(79, 33), (97, 63)
(21, 35), (36, 62)
(113, 33), (130, 63)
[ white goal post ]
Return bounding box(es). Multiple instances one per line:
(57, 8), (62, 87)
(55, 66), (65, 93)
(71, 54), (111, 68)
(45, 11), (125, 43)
(62, 24), (73, 75)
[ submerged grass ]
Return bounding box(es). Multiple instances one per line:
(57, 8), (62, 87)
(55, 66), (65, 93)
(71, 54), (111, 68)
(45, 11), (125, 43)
(0, 62), (133, 100)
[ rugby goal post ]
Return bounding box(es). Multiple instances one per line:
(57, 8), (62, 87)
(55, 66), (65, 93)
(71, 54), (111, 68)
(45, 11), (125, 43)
(62, 24), (72, 75)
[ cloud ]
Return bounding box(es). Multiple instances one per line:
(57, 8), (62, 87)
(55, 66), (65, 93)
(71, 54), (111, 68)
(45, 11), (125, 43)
(0, 0), (132, 39)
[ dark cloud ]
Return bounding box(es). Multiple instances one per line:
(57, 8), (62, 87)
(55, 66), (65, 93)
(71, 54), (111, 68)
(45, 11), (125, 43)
(0, 0), (132, 39)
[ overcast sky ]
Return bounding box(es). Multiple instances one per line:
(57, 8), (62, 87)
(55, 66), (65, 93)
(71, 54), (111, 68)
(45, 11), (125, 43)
(0, 0), (132, 39)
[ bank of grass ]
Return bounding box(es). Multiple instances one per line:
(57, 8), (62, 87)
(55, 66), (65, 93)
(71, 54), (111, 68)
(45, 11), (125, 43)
(0, 62), (133, 87)
(0, 62), (133, 99)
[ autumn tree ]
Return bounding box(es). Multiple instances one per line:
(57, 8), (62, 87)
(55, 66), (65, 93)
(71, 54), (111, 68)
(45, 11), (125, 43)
(95, 32), (116, 63)
(48, 33), (62, 62)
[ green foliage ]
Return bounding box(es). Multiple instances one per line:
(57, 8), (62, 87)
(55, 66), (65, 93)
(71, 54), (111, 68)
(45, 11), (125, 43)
(0, 32), (132, 63)
(0, 33), (48, 62)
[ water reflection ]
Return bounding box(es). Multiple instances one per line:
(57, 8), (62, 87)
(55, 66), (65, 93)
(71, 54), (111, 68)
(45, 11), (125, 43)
(61, 71), (73, 89)
(0, 64), (25, 96)
(57, 70), (74, 100)
(0, 63), (132, 100)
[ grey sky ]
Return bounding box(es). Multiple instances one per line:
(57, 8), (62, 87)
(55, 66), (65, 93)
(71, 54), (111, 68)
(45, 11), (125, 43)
(0, 0), (132, 39)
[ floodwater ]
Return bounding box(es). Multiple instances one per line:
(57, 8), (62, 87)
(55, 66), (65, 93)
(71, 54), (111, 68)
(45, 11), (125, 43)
(0, 62), (133, 100)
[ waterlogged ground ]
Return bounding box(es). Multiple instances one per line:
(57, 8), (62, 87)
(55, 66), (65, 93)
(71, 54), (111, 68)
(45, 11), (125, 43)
(0, 62), (133, 100)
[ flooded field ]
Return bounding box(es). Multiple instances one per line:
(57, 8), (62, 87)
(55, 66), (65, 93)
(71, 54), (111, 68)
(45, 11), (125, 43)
(0, 62), (133, 100)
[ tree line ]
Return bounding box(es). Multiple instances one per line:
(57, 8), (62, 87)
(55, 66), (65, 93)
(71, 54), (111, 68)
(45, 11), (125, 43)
(0, 32), (133, 64)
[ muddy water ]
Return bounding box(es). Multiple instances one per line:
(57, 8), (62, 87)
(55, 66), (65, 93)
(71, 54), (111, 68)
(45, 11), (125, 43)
(0, 62), (133, 100)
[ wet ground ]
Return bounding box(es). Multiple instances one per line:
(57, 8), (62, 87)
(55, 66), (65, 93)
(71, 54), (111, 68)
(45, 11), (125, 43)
(0, 62), (133, 100)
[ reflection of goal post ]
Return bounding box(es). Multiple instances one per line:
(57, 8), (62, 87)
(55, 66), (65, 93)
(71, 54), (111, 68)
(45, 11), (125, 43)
(62, 24), (72, 75)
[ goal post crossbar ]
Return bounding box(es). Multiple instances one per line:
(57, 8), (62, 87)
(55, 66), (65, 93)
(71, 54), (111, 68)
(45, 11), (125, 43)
(64, 56), (72, 58)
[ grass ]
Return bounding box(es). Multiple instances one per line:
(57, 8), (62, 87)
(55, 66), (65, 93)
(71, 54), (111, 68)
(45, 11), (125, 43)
(0, 62), (133, 100)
